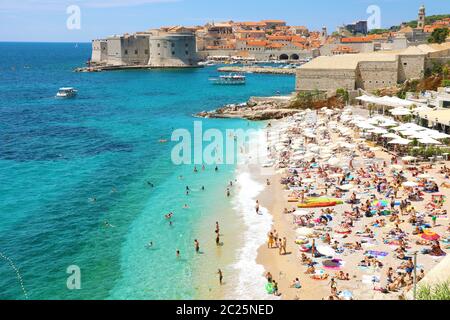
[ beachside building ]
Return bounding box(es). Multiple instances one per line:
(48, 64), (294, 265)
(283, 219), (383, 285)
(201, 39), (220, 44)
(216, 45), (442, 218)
(296, 42), (450, 95)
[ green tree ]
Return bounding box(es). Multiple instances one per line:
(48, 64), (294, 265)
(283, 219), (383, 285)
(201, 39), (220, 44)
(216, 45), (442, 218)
(336, 88), (349, 104)
(428, 28), (449, 44)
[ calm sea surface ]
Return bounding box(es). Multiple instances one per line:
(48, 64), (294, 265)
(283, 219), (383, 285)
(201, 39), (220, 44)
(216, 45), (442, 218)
(0, 42), (294, 299)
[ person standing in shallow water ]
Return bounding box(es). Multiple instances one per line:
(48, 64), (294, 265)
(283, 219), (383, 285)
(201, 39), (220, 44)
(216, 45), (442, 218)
(216, 233), (220, 246)
(194, 239), (200, 253)
(215, 222), (220, 235)
(217, 269), (223, 285)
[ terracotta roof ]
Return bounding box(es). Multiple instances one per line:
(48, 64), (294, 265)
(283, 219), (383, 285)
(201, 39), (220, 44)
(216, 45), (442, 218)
(267, 35), (292, 41)
(262, 20), (286, 23)
(341, 36), (372, 43)
(291, 42), (306, 49)
(291, 35), (307, 42)
(235, 22), (266, 26)
(332, 45), (359, 54)
(236, 29), (266, 33)
(246, 40), (268, 47)
(266, 42), (285, 49)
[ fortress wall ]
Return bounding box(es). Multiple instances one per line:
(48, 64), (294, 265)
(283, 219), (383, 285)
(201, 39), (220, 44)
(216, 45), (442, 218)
(121, 35), (150, 65)
(357, 60), (398, 90)
(106, 37), (125, 66)
(296, 68), (356, 93)
(148, 34), (197, 67)
(398, 55), (426, 82)
(91, 40), (108, 64)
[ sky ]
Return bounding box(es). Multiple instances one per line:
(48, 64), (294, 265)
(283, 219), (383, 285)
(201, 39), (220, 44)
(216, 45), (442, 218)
(0, 0), (448, 42)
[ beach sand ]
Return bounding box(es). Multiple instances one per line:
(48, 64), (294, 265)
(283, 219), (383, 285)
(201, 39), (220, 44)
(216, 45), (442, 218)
(252, 113), (450, 301)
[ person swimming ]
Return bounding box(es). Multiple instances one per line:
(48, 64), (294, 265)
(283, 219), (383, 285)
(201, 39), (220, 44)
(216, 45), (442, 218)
(147, 181), (154, 188)
(104, 221), (115, 228)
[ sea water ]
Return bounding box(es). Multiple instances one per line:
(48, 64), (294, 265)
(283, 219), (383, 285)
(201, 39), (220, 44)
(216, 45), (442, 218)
(0, 42), (294, 299)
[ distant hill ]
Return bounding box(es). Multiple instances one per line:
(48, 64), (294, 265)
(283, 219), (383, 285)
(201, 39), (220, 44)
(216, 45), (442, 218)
(368, 14), (450, 34)
(402, 14), (450, 28)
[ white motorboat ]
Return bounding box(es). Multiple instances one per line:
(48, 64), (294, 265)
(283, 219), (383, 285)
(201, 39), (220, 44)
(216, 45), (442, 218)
(56, 87), (78, 98)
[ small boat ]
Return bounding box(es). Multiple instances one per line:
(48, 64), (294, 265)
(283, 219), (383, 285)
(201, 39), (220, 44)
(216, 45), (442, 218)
(56, 87), (78, 98)
(209, 73), (246, 85)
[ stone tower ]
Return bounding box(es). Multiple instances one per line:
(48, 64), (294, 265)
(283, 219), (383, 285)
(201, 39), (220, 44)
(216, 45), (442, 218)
(321, 26), (328, 42)
(418, 5), (426, 29)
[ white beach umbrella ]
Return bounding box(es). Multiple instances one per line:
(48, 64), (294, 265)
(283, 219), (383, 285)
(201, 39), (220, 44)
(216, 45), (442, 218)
(382, 133), (401, 139)
(418, 173), (431, 179)
(370, 128), (388, 135)
(403, 181), (418, 188)
(338, 184), (355, 191)
(391, 164), (403, 170)
(388, 138), (412, 145)
(402, 156), (417, 162)
(296, 227), (314, 236)
(302, 178), (315, 184)
(418, 137), (441, 145)
(328, 157), (341, 166)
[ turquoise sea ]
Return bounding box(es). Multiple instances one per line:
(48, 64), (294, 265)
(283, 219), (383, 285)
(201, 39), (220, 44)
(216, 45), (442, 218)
(0, 42), (294, 299)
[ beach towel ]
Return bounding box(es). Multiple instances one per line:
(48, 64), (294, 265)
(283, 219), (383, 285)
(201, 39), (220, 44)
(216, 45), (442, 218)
(362, 275), (380, 284)
(365, 250), (389, 258)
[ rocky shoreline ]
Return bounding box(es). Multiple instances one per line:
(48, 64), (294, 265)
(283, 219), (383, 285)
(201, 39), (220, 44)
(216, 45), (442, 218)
(195, 95), (299, 120)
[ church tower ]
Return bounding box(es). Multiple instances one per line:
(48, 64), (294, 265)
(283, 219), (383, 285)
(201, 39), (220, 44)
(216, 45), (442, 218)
(321, 26), (328, 40)
(417, 5), (426, 29)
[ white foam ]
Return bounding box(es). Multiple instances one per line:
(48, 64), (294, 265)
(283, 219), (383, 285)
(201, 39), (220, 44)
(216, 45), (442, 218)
(228, 170), (278, 300)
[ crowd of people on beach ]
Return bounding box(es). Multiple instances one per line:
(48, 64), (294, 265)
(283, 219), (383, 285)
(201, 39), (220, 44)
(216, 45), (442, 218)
(260, 107), (449, 300)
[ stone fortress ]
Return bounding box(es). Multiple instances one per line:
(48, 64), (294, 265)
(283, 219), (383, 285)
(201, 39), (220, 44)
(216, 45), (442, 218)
(91, 27), (198, 68)
(296, 5), (450, 95)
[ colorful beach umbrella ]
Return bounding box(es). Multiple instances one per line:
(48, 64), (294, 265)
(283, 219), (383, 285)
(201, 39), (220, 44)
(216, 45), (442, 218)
(372, 200), (389, 208)
(421, 231), (440, 241)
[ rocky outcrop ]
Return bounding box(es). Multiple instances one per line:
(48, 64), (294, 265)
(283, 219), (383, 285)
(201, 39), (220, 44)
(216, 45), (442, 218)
(196, 96), (298, 120)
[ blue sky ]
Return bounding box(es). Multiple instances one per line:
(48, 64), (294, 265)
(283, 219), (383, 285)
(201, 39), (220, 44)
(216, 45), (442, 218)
(0, 0), (448, 42)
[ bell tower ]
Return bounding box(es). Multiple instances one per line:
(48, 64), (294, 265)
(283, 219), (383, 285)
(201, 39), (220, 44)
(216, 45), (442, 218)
(418, 5), (426, 29)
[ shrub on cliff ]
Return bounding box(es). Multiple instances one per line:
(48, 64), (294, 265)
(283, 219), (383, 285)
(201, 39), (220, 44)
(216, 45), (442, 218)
(417, 281), (450, 300)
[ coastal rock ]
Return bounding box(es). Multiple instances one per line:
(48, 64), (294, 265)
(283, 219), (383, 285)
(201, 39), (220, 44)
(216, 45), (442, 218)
(195, 96), (298, 121)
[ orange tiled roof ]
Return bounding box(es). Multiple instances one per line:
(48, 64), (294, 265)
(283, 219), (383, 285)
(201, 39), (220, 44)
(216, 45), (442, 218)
(341, 36), (372, 43)
(236, 29), (266, 33)
(235, 22), (267, 26)
(291, 42), (306, 49)
(246, 40), (267, 47)
(267, 35), (292, 41)
(266, 42), (285, 49)
(291, 35), (307, 42)
(262, 20), (286, 23)
(332, 45), (359, 54)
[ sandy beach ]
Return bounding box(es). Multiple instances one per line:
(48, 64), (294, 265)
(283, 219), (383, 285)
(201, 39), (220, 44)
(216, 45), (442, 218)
(250, 108), (450, 300)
